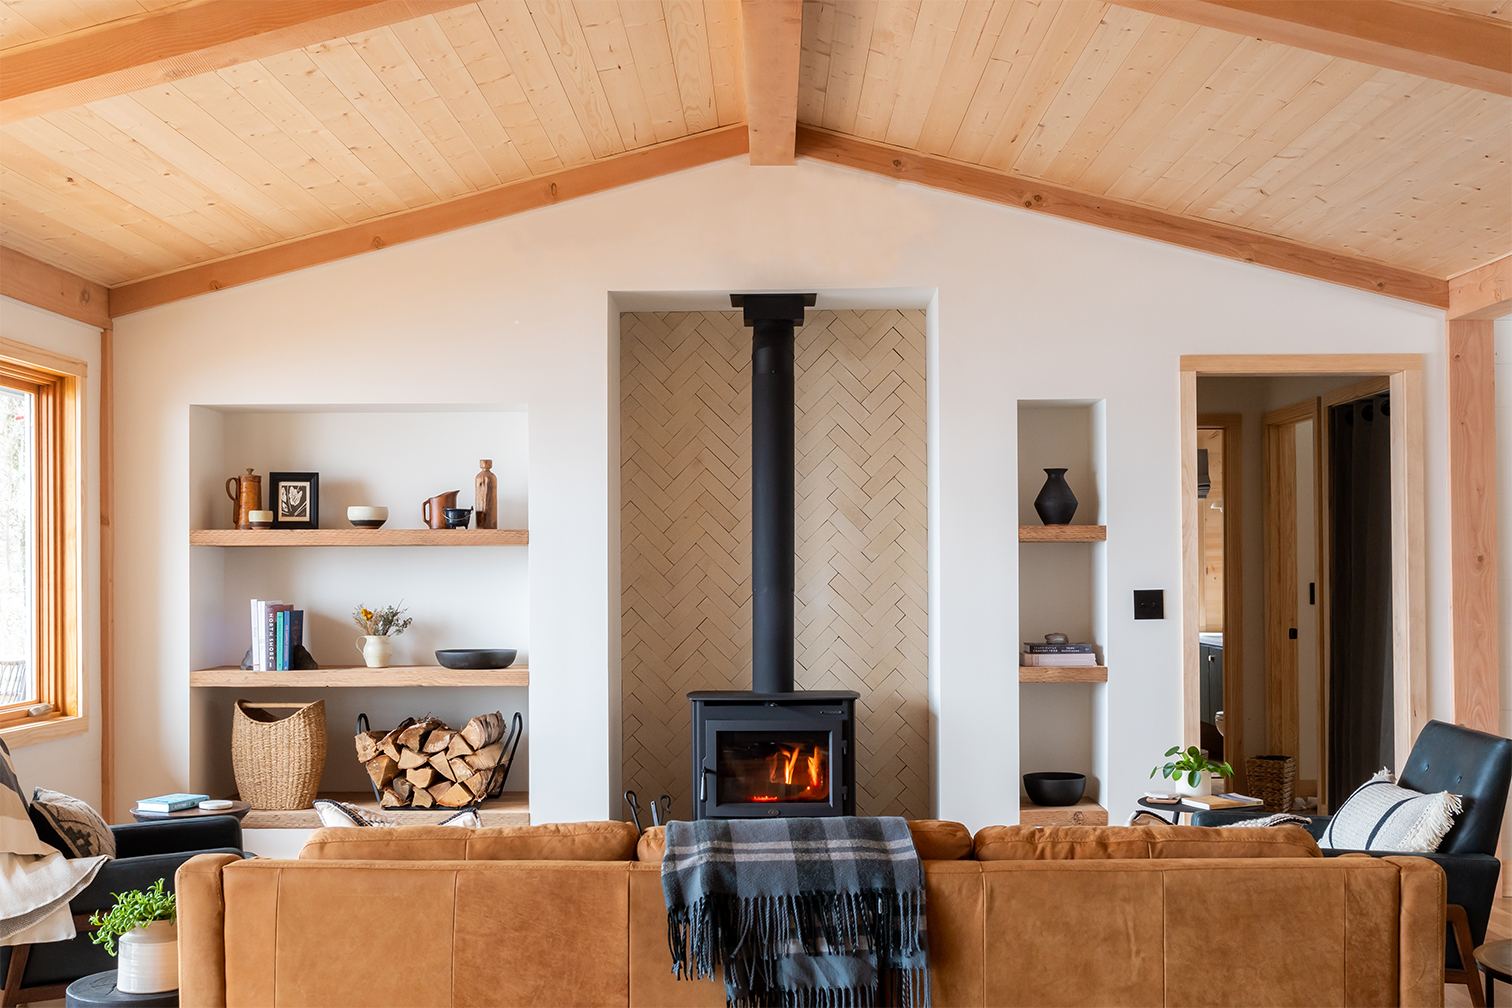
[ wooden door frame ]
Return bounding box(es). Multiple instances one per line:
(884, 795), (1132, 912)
(1181, 356), (1427, 774)
(1196, 415), (1244, 789)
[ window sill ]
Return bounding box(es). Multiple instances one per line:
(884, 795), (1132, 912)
(0, 714), (88, 748)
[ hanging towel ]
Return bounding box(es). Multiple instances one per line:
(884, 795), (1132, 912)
(662, 816), (929, 1008)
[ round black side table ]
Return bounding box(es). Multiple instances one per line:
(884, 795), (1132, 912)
(1477, 940), (1512, 1007)
(1134, 797), (1186, 824)
(64, 971), (178, 1007)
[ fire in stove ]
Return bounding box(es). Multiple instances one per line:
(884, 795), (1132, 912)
(718, 732), (831, 804)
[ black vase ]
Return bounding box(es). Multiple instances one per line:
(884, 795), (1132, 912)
(1033, 468), (1078, 525)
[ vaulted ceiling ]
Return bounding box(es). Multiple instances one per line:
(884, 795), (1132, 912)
(0, 0), (1507, 318)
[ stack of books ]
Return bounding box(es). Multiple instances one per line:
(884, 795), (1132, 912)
(135, 793), (209, 814)
(1180, 792), (1263, 810)
(249, 599), (304, 671)
(1021, 641), (1098, 666)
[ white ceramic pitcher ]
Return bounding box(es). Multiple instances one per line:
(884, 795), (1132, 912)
(356, 634), (392, 668)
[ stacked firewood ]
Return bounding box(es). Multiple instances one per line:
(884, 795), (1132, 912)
(354, 713), (510, 808)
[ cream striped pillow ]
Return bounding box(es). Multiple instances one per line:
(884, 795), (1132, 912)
(1322, 770), (1462, 852)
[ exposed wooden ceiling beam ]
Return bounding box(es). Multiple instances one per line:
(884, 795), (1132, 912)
(0, 0), (479, 124)
(1449, 256), (1512, 320)
(1107, 0), (1511, 96)
(108, 125), (749, 317)
(1, 246), (110, 329)
(740, 0), (803, 165)
(795, 126), (1449, 308)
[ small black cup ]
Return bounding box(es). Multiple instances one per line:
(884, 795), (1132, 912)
(443, 507), (472, 529)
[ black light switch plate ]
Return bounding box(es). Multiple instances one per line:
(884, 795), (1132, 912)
(1133, 590), (1164, 620)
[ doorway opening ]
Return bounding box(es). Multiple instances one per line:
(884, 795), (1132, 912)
(1181, 357), (1426, 811)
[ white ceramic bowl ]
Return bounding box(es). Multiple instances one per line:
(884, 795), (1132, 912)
(347, 506), (389, 529)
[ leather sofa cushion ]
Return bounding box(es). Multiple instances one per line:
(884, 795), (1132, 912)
(635, 820), (973, 863)
(300, 821), (639, 861)
(973, 824), (1322, 860)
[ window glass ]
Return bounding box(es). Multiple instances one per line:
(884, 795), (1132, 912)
(0, 383), (36, 707)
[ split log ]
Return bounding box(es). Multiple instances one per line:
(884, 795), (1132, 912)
(354, 730), (385, 763)
(397, 748), (430, 770)
(378, 718), (416, 761)
(366, 753), (398, 792)
(381, 778), (413, 807)
(428, 751), (453, 776)
(446, 734), (475, 759)
(428, 781), (452, 801)
(463, 770), (493, 799)
(411, 786), (435, 808)
(405, 767), (438, 788)
(466, 739), (506, 772)
(459, 712), (505, 750)
(396, 717), (442, 751)
(422, 729), (457, 754)
(447, 756), (473, 781)
(436, 781), (476, 807)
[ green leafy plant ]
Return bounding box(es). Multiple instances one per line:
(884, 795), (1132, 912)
(88, 879), (175, 956)
(1151, 746), (1234, 788)
(353, 602), (412, 637)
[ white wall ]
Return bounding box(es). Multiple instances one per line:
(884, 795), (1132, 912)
(109, 157), (1449, 830)
(0, 297), (103, 808)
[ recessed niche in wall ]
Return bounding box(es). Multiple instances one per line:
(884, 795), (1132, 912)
(186, 404), (531, 823)
(1018, 400), (1107, 823)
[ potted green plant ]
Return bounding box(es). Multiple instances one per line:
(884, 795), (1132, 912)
(1151, 746), (1234, 797)
(89, 878), (178, 994)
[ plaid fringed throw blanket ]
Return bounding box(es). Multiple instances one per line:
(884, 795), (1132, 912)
(662, 816), (929, 1008)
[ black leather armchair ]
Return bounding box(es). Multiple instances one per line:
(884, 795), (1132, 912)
(1, 815), (244, 1007)
(1194, 720), (1511, 1004)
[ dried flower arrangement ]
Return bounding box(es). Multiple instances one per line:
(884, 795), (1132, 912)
(352, 603), (413, 637)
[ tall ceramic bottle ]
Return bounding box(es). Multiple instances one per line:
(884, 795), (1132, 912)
(474, 459), (498, 529)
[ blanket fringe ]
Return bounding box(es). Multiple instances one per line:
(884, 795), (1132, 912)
(667, 889), (929, 1007)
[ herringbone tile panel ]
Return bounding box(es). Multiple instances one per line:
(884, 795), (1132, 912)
(621, 310), (928, 820)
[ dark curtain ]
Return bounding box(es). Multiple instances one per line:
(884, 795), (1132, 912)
(1327, 392), (1394, 799)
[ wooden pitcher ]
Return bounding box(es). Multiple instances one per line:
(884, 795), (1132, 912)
(226, 469), (261, 530)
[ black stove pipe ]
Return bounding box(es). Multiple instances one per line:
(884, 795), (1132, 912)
(735, 293), (814, 695)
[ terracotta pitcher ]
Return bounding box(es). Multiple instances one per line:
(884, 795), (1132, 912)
(225, 470), (261, 530)
(422, 490), (460, 530)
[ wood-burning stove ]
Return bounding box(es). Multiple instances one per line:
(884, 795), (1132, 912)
(690, 691), (857, 819)
(689, 294), (861, 820)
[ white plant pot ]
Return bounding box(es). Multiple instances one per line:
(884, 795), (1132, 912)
(356, 635), (392, 668)
(1175, 773), (1214, 797)
(117, 920), (178, 994)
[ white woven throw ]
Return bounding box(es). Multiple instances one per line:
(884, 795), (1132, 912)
(1322, 769), (1462, 852)
(0, 739), (107, 945)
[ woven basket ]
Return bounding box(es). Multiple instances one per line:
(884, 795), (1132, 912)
(232, 700), (327, 809)
(1246, 754), (1297, 814)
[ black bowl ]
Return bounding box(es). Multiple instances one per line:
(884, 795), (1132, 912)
(1023, 772), (1086, 807)
(434, 648), (517, 670)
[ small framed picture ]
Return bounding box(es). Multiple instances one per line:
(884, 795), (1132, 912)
(269, 472), (319, 529)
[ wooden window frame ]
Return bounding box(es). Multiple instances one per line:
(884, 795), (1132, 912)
(0, 339), (86, 743)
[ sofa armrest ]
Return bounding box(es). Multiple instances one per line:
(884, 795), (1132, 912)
(1383, 856), (1447, 1006)
(1324, 849), (1500, 950)
(176, 853), (241, 1008)
(111, 816), (242, 858)
(1188, 809), (1331, 840)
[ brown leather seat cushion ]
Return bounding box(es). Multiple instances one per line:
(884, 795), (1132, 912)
(972, 824), (1322, 860)
(300, 821), (640, 861)
(634, 820), (973, 862)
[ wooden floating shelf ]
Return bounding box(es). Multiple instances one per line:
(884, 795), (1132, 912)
(190, 528), (528, 546)
(191, 665), (529, 688)
(1019, 665), (1107, 683)
(240, 791), (529, 829)
(1019, 796), (1109, 827)
(1019, 525), (1106, 542)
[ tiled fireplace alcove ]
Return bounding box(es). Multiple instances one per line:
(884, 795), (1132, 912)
(620, 309), (928, 820)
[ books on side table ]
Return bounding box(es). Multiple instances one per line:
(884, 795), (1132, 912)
(135, 793), (209, 813)
(1180, 793), (1263, 810)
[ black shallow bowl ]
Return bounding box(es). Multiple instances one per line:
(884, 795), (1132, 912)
(1023, 772), (1086, 807)
(434, 649), (517, 670)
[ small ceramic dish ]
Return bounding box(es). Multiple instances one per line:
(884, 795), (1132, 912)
(348, 505), (388, 529)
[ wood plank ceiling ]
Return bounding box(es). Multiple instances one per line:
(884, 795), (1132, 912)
(0, 0), (1506, 303)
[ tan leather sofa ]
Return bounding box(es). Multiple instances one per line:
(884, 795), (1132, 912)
(176, 821), (1445, 1007)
